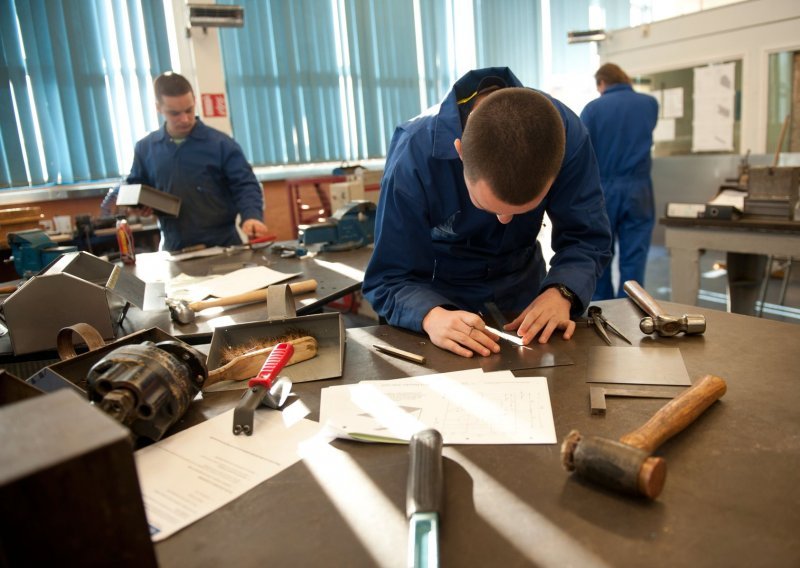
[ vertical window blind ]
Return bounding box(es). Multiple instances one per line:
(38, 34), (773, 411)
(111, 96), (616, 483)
(0, 0), (170, 189)
(220, 0), (627, 167)
(2, 0), (633, 185)
(220, 0), (458, 165)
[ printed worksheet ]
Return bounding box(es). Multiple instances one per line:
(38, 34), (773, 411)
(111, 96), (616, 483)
(135, 406), (324, 541)
(320, 369), (556, 445)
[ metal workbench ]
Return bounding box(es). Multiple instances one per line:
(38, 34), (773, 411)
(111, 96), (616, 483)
(154, 299), (800, 567)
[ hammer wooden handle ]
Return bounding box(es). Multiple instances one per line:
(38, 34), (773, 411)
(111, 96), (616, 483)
(623, 280), (665, 318)
(619, 374), (727, 453)
(189, 279), (317, 312)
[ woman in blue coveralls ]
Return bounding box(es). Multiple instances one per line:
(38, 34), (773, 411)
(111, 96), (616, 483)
(363, 67), (612, 358)
(580, 63), (659, 299)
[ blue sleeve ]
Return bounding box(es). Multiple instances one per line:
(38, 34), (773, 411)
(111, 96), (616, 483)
(362, 129), (455, 332)
(221, 139), (263, 222)
(540, 110), (612, 315)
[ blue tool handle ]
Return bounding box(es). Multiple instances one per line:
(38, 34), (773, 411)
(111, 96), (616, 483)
(406, 429), (444, 518)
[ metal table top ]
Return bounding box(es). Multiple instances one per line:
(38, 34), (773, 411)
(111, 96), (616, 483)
(155, 299), (800, 568)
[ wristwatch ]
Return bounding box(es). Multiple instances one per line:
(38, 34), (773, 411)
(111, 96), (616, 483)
(547, 283), (577, 307)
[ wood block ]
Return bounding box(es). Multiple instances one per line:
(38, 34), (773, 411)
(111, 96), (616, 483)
(0, 389), (156, 566)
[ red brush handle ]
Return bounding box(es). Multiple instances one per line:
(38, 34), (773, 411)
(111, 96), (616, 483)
(248, 343), (294, 388)
(250, 234), (277, 244)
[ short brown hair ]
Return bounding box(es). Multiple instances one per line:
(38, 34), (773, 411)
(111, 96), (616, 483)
(154, 72), (194, 101)
(461, 88), (565, 205)
(594, 63), (630, 86)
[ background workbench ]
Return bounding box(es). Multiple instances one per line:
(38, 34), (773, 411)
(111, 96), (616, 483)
(155, 299), (800, 568)
(124, 244), (374, 342)
(0, 244), (373, 363)
(662, 216), (800, 314)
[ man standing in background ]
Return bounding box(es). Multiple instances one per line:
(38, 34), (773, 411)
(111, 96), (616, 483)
(103, 72), (269, 251)
(581, 63), (659, 299)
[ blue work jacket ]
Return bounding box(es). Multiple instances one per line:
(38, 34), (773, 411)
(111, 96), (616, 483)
(363, 67), (612, 333)
(580, 83), (659, 182)
(126, 119), (264, 251)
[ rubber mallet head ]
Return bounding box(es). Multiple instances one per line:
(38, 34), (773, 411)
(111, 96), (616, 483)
(561, 429), (667, 499)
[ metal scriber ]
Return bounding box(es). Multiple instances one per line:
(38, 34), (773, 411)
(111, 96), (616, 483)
(587, 306), (632, 345)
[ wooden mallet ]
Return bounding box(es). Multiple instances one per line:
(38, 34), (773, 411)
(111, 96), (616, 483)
(561, 374), (727, 499)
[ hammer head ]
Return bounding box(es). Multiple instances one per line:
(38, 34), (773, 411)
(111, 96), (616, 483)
(640, 314), (706, 337)
(561, 430), (666, 499)
(166, 299), (195, 325)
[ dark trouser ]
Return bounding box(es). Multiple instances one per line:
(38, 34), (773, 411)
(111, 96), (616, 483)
(593, 176), (655, 300)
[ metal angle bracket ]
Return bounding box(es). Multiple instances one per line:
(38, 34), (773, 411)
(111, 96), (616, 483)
(589, 385), (683, 415)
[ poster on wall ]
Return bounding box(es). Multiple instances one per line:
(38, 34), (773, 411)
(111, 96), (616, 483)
(201, 93), (228, 118)
(691, 63), (735, 152)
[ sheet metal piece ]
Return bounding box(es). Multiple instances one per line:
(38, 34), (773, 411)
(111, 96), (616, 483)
(480, 342), (574, 373)
(589, 385), (684, 415)
(480, 301), (574, 371)
(587, 347), (691, 386)
(484, 325), (533, 350)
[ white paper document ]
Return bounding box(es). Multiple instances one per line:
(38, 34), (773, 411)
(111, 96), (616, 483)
(319, 369), (556, 445)
(708, 188), (745, 210)
(195, 265), (300, 298)
(167, 246), (228, 262)
(135, 408), (324, 542)
(692, 62), (735, 152)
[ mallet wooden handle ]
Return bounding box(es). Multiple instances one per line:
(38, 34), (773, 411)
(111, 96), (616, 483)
(623, 280), (665, 318)
(619, 374), (727, 453)
(189, 279), (317, 312)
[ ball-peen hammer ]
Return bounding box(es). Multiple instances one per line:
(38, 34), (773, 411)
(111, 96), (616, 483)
(167, 278), (317, 324)
(561, 374), (727, 499)
(623, 280), (706, 337)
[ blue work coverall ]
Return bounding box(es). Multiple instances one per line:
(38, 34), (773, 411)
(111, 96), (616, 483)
(362, 67), (612, 333)
(580, 83), (659, 299)
(123, 119), (264, 251)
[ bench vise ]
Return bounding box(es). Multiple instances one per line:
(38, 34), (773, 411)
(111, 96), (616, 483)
(7, 229), (77, 278)
(297, 200), (377, 252)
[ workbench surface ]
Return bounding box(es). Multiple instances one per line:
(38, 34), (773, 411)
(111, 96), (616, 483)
(155, 299), (800, 568)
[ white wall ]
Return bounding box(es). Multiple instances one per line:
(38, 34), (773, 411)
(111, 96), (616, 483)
(598, 0), (800, 154)
(166, 0), (232, 135)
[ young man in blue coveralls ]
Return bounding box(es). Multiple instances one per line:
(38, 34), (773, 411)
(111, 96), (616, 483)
(580, 63), (659, 299)
(363, 67), (612, 358)
(103, 72), (270, 251)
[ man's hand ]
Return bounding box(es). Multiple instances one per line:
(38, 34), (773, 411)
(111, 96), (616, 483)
(504, 287), (576, 344)
(241, 219), (270, 240)
(422, 306), (501, 358)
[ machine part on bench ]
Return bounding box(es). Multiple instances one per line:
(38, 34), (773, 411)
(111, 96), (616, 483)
(86, 340), (207, 441)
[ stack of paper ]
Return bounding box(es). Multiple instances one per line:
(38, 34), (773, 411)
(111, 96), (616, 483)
(320, 369), (556, 445)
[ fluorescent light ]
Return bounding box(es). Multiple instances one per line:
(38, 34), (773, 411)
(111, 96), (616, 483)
(567, 29), (607, 44)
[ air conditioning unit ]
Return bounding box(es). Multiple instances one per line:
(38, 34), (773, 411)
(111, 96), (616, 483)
(187, 4), (244, 28)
